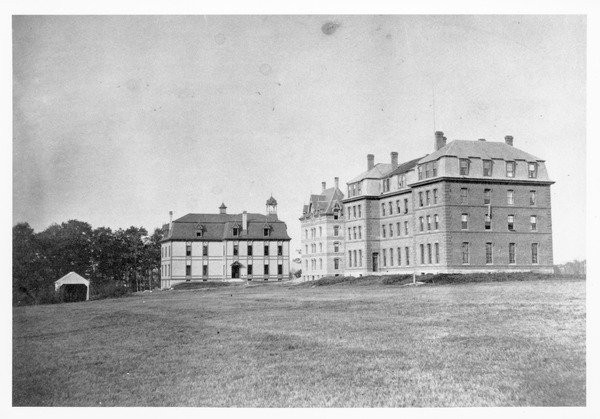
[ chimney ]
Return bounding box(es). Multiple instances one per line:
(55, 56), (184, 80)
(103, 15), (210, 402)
(242, 211), (248, 230)
(334, 177), (339, 189)
(391, 152), (398, 168)
(505, 135), (514, 146)
(478, 138), (486, 141)
(219, 202), (227, 214)
(321, 181), (326, 192)
(168, 211), (173, 234)
(367, 154), (375, 170)
(435, 131), (446, 150)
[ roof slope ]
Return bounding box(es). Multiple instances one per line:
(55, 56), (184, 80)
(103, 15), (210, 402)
(165, 213), (290, 241)
(54, 272), (89, 288)
(348, 163), (394, 183)
(419, 140), (542, 164)
(388, 155), (427, 177)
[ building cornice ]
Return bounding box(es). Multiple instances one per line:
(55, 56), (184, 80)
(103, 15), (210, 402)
(408, 176), (555, 188)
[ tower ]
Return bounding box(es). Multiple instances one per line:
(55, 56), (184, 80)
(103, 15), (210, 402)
(266, 195), (278, 216)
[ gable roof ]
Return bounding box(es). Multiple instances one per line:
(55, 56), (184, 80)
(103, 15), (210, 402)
(302, 186), (345, 218)
(54, 272), (89, 290)
(419, 140), (542, 164)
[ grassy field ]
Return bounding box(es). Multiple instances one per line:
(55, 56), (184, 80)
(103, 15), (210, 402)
(13, 277), (585, 407)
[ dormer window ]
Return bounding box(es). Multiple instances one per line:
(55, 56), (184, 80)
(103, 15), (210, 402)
(528, 162), (538, 178)
(232, 227), (240, 236)
(418, 165), (424, 180)
(459, 159), (470, 176)
(382, 178), (390, 192)
(483, 160), (493, 177)
(263, 227), (270, 237)
(195, 224), (204, 237)
(398, 174), (406, 188)
(506, 161), (516, 178)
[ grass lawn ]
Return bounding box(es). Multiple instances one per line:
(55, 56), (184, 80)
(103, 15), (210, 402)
(12, 278), (586, 407)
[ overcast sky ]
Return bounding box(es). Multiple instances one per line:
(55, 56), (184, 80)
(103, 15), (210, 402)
(13, 15), (585, 263)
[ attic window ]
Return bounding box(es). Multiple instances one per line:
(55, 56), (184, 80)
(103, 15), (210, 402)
(459, 159), (470, 176)
(195, 224), (204, 237)
(528, 162), (538, 178)
(263, 227), (270, 237)
(233, 227), (240, 236)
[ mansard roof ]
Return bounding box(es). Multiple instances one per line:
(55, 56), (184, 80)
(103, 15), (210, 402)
(163, 212), (290, 242)
(347, 163), (394, 183)
(419, 140), (542, 164)
(388, 156), (427, 177)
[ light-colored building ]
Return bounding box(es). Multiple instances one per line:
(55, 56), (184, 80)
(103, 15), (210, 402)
(299, 178), (345, 281)
(160, 197), (291, 288)
(302, 131), (554, 277)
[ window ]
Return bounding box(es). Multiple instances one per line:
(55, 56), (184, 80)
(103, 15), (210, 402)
(334, 209), (340, 220)
(459, 159), (470, 175)
(460, 188), (468, 204)
(264, 244), (269, 255)
(389, 247), (394, 266)
(196, 229), (203, 237)
(264, 263), (269, 275)
(383, 249), (387, 267)
(432, 214), (439, 230)
(427, 244), (432, 264)
(419, 192), (424, 207)
(485, 243), (493, 264)
(358, 205), (362, 218)
(483, 160), (493, 177)
(426, 190), (430, 206)
(233, 244), (239, 256)
(418, 165), (424, 180)
(305, 245), (308, 254)
(319, 243), (322, 252)
(462, 242), (469, 264)
(389, 223), (393, 237)
(334, 226), (340, 236)
(348, 251), (352, 267)
(509, 243), (516, 264)
(203, 264), (208, 277)
(461, 214), (468, 230)
(484, 189), (491, 205)
(419, 217), (424, 232)
(264, 228), (270, 237)
(278, 264), (283, 275)
(353, 227), (357, 239)
(432, 161), (438, 177)
(396, 222), (401, 236)
(358, 250), (362, 266)
(420, 244), (425, 264)
(358, 226), (362, 239)
(530, 215), (537, 231)
(383, 178), (390, 192)
(248, 243), (253, 256)
(485, 214), (491, 230)
(186, 260), (192, 276)
(433, 189), (438, 204)
(353, 206), (357, 218)
(434, 243), (439, 264)
(381, 203), (386, 216)
(357, 182), (362, 195)
(319, 259), (322, 269)
(404, 221), (409, 235)
(532, 243), (539, 264)
(530, 190), (536, 206)
(398, 174), (406, 188)
(304, 229), (308, 238)
(388, 202), (393, 215)
(506, 161), (515, 178)
(405, 247), (410, 265)
(528, 162), (538, 178)
(508, 215), (515, 231)
(425, 163), (431, 178)
(382, 225), (386, 238)
(334, 242), (339, 252)
(426, 215), (431, 231)
(334, 258), (340, 270)
(404, 199), (409, 214)
(278, 244), (283, 256)
(507, 190), (514, 205)
(186, 243), (192, 256)
(203, 243), (208, 256)
(397, 247), (402, 266)
(319, 227), (322, 237)
(348, 227), (352, 239)
(233, 227), (240, 236)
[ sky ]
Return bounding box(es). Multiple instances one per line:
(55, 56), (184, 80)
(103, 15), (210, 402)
(12, 15), (586, 263)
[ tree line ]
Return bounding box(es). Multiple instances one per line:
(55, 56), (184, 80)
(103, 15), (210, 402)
(13, 220), (164, 306)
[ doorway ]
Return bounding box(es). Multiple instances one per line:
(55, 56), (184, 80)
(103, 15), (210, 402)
(231, 264), (240, 279)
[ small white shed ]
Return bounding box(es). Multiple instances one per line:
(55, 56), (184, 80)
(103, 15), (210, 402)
(54, 272), (90, 301)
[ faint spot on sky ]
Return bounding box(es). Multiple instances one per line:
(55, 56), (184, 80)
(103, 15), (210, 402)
(214, 33), (225, 45)
(321, 21), (339, 35)
(259, 63), (272, 75)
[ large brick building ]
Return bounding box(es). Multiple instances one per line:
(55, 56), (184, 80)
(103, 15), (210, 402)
(301, 132), (554, 277)
(160, 197), (291, 288)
